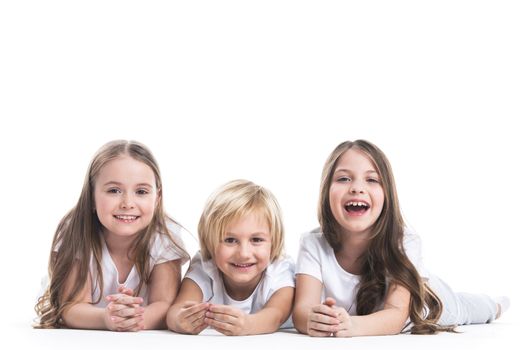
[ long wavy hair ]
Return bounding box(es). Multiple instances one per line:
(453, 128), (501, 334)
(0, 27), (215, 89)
(34, 140), (188, 328)
(318, 140), (454, 334)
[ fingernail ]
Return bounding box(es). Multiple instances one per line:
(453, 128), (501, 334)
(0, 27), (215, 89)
(111, 317), (116, 321)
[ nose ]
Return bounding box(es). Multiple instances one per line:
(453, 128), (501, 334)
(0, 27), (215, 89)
(120, 193), (135, 209)
(238, 242), (252, 259)
(349, 181), (365, 194)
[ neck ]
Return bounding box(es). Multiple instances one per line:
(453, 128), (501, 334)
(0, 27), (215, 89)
(335, 229), (371, 274)
(222, 273), (263, 301)
(102, 230), (137, 258)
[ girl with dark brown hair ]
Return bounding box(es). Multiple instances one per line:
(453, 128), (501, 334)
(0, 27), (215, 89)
(293, 140), (508, 336)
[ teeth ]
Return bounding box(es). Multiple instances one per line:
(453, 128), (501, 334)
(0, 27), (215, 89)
(345, 201), (368, 207)
(234, 263), (253, 267)
(115, 215), (137, 220)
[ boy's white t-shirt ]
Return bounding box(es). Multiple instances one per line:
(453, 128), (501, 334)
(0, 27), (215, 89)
(90, 223), (189, 307)
(185, 251), (295, 327)
(295, 228), (427, 315)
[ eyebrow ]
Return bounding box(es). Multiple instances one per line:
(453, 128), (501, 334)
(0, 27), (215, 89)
(103, 181), (154, 188)
(224, 231), (270, 236)
(334, 169), (378, 174)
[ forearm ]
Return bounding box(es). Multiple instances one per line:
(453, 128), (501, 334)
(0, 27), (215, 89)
(347, 309), (408, 336)
(247, 307), (289, 335)
(143, 301), (172, 330)
(292, 305), (309, 334)
(62, 303), (106, 330)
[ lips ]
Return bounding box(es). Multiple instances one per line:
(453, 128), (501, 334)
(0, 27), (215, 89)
(230, 262), (256, 270)
(113, 215), (139, 223)
(344, 200), (370, 215)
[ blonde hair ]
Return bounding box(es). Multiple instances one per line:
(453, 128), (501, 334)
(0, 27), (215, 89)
(198, 179), (284, 262)
(318, 140), (454, 334)
(34, 140), (188, 328)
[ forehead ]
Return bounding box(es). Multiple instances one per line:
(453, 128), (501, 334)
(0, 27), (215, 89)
(224, 210), (270, 235)
(96, 156), (156, 186)
(335, 148), (377, 173)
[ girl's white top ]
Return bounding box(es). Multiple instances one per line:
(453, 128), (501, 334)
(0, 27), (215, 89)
(295, 228), (428, 315)
(90, 222), (189, 307)
(185, 251), (295, 327)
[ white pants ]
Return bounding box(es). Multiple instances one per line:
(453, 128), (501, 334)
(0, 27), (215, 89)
(427, 274), (497, 326)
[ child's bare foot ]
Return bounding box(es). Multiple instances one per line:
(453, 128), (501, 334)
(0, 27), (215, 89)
(493, 296), (510, 319)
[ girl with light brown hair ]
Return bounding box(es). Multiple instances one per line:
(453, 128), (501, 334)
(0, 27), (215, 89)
(35, 140), (189, 331)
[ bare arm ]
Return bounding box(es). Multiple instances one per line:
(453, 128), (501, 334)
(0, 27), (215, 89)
(247, 286), (294, 334)
(60, 263), (107, 329)
(334, 283), (410, 337)
(142, 259), (182, 330)
(166, 278), (209, 334)
(205, 286), (294, 336)
(292, 274), (325, 335)
(61, 262), (145, 331)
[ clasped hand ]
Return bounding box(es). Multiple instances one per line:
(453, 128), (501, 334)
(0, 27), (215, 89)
(307, 297), (354, 337)
(104, 286), (145, 332)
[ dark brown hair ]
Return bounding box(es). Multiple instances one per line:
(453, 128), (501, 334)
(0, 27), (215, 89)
(318, 140), (454, 334)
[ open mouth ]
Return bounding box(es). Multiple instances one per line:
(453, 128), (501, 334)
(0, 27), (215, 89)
(113, 215), (139, 223)
(344, 201), (370, 215)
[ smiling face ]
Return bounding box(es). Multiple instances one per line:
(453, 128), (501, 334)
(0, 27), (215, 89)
(213, 211), (272, 300)
(93, 155), (158, 239)
(329, 148), (385, 238)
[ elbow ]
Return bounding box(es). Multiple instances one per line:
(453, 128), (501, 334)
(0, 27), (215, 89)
(292, 308), (308, 334)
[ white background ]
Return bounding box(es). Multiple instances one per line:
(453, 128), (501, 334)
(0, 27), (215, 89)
(1, 0), (523, 332)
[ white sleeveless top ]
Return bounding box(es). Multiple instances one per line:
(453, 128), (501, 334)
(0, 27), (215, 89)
(90, 223), (189, 307)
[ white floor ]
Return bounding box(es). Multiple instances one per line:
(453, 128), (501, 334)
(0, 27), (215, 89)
(7, 319), (521, 350)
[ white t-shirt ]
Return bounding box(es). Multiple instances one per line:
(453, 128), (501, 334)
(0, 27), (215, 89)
(90, 223), (189, 307)
(185, 251), (295, 327)
(295, 228), (427, 315)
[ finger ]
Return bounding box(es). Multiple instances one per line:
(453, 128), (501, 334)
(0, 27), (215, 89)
(115, 315), (143, 331)
(308, 328), (332, 337)
(180, 303), (210, 317)
(310, 312), (340, 325)
(309, 320), (338, 333)
(206, 311), (236, 325)
(205, 316), (232, 332)
(108, 302), (135, 313)
(311, 304), (338, 317)
(188, 309), (208, 325)
(323, 297), (337, 307)
(114, 296), (144, 305)
(207, 304), (239, 316)
(115, 306), (145, 318)
(191, 322), (208, 335)
(118, 286), (135, 296)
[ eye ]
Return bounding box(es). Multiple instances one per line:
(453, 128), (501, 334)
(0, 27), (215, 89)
(367, 178), (380, 184)
(336, 176), (351, 182)
(223, 237), (237, 244)
(107, 188), (121, 194)
(251, 237), (266, 243)
(136, 188), (149, 195)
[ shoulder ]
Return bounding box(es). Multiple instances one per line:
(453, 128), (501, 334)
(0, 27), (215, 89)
(266, 255), (295, 276)
(402, 227), (423, 251)
(299, 228), (332, 254)
(186, 251), (218, 279)
(150, 221), (190, 264)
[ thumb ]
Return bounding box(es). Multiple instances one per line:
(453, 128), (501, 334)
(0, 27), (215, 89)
(323, 297), (337, 307)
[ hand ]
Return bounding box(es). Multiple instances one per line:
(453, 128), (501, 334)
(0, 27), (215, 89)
(306, 298), (340, 337)
(104, 286), (145, 332)
(324, 297), (355, 337)
(204, 304), (252, 336)
(174, 301), (210, 335)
